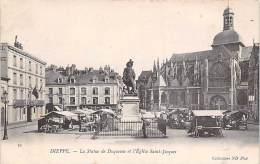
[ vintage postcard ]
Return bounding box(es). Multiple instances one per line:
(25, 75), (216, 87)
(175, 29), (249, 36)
(0, 0), (259, 164)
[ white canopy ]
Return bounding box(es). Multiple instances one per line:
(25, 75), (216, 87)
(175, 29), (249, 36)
(57, 111), (77, 118)
(77, 109), (97, 115)
(192, 110), (224, 117)
(44, 111), (78, 120)
(142, 112), (156, 119)
(100, 108), (116, 115)
(54, 106), (62, 111)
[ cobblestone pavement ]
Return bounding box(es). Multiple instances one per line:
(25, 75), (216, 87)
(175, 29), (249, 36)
(1, 123), (259, 164)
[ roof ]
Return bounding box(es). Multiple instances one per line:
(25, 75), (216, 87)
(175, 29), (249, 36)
(1, 43), (47, 65)
(72, 109), (97, 115)
(153, 75), (166, 87)
(100, 108), (116, 115)
(223, 7), (234, 15)
(225, 110), (248, 116)
(138, 71), (152, 81)
(169, 46), (251, 63)
(241, 46), (253, 61)
(44, 111), (77, 118)
(45, 71), (68, 85)
(192, 110), (224, 117)
(171, 50), (212, 61)
(212, 29), (244, 46)
(46, 69), (119, 85)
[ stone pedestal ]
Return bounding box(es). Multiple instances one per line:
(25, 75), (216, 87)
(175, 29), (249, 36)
(120, 95), (141, 121)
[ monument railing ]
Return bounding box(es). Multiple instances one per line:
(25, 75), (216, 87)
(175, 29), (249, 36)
(96, 119), (167, 138)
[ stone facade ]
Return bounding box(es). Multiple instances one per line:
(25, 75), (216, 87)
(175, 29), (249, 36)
(137, 7), (258, 112)
(248, 43), (259, 121)
(45, 65), (123, 111)
(0, 42), (46, 124)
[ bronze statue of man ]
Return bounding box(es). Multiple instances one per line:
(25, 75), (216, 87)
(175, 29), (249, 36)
(122, 59), (136, 94)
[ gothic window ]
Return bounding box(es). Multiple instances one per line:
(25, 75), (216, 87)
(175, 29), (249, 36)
(237, 90), (248, 105)
(161, 92), (167, 104)
(210, 95), (226, 110)
(210, 62), (230, 78)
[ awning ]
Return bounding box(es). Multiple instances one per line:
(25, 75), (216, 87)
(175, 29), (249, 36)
(225, 110), (248, 116)
(142, 112), (156, 119)
(99, 108), (116, 115)
(192, 110), (224, 117)
(54, 106), (62, 111)
(73, 109), (97, 115)
(44, 111), (78, 120)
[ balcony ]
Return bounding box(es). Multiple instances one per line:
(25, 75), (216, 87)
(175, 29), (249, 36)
(13, 99), (45, 107)
(13, 99), (26, 107)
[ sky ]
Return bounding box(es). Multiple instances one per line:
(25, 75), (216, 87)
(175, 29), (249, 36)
(1, 0), (259, 76)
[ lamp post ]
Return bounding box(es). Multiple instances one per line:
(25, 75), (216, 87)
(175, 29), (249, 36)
(2, 91), (8, 140)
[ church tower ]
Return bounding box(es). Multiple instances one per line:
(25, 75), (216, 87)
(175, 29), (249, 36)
(223, 7), (234, 31)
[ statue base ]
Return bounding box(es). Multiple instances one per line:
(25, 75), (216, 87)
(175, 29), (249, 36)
(120, 95), (141, 122)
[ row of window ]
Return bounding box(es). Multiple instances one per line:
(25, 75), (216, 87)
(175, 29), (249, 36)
(48, 87), (110, 95)
(13, 72), (43, 88)
(12, 107), (43, 121)
(13, 88), (43, 100)
(49, 97), (110, 105)
(57, 77), (110, 84)
(13, 55), (43, 75)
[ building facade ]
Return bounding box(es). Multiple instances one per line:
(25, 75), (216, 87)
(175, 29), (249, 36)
(45, 65), (122, 111)
(248, 43), (259, 121)
(0, 42), (46, 125)
(138, 7), (259, 115)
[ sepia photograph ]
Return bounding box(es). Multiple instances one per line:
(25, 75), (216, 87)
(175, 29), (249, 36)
(0, 0), (259, 163)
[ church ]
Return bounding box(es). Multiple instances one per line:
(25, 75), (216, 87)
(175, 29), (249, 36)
(137, 7), (259, 120)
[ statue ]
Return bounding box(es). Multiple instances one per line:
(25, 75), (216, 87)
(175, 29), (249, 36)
(122, 59), (136, 94)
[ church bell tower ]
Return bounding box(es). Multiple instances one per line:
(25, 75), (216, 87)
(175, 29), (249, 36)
(223, 7), (234, 31)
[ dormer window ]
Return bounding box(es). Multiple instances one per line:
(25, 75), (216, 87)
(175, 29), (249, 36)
(70, 78), (75, 83)
(92, 76), (98, 83)
(58, 77), (63, 83)
(105, 77), (109, 83)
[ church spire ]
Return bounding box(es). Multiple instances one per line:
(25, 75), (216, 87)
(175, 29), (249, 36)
(153, 60), (157, 73)
(223, 4), (234, 31)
